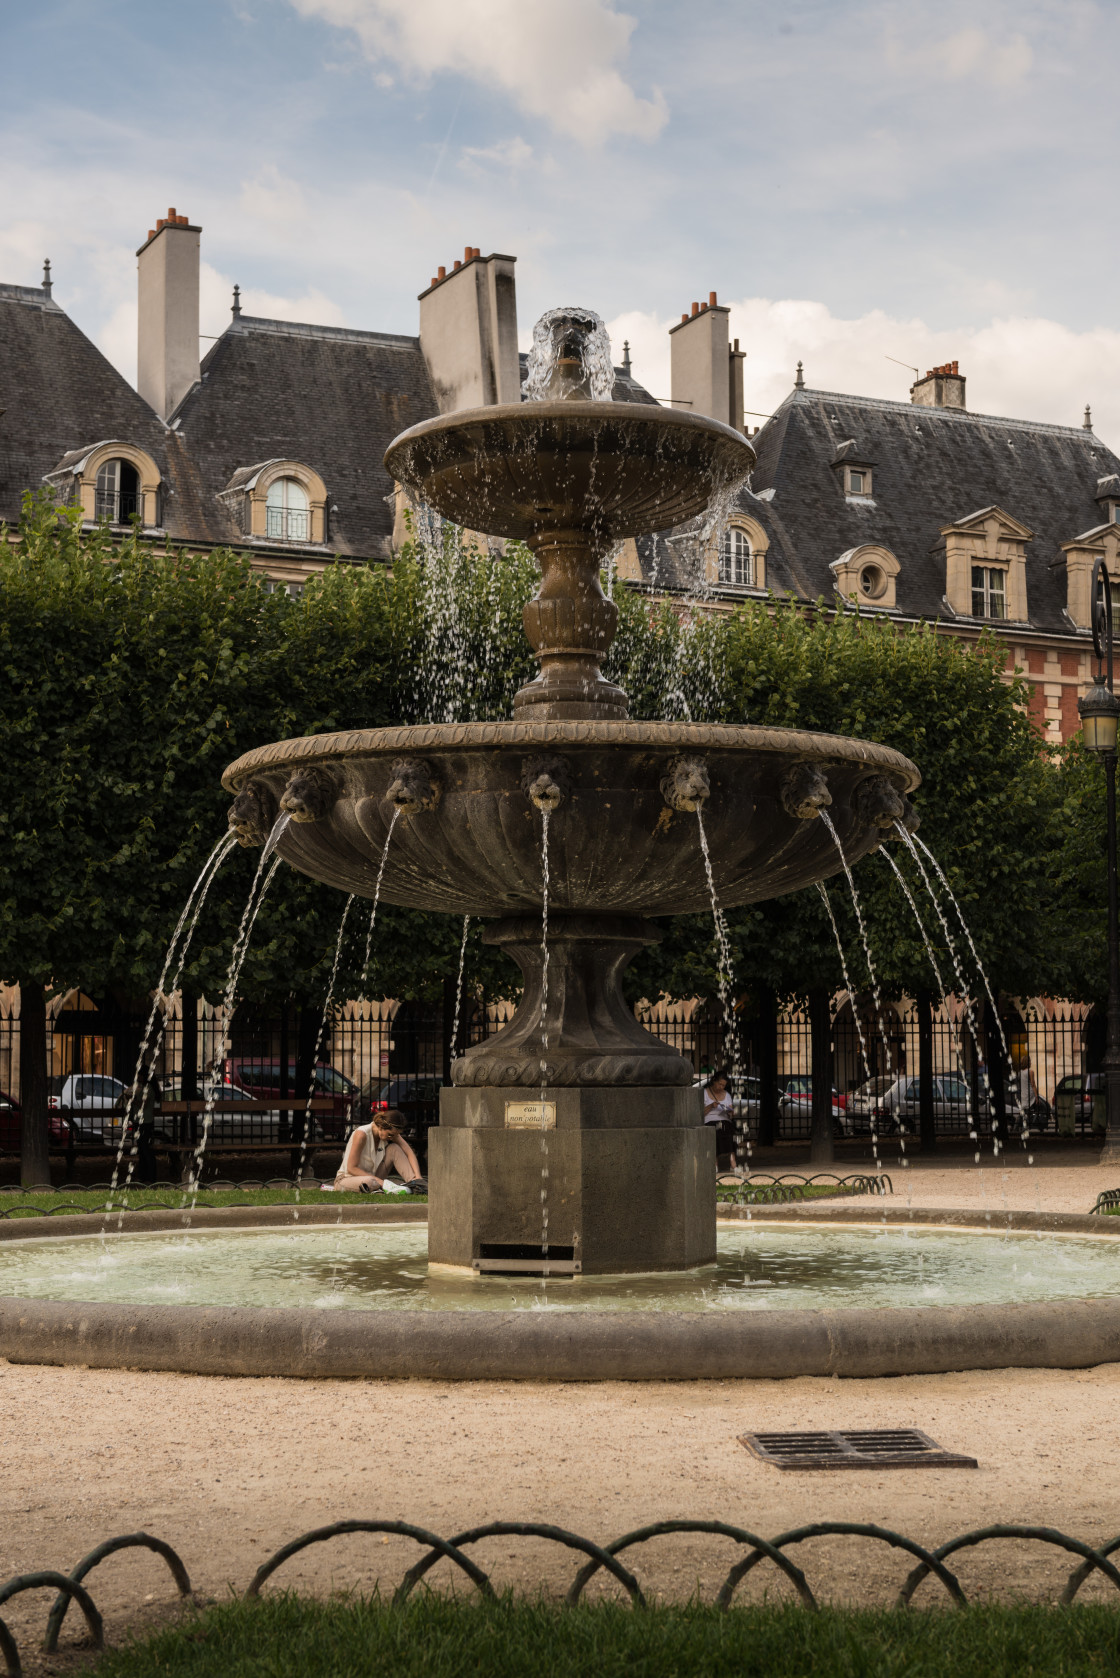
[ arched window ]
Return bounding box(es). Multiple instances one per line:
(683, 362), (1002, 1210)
(94, 458), (141, 523)
(718, 526), (753, 587)
(266, 477), (310, 542)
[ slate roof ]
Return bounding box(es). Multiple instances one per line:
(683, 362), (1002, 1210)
(171, 315), (439, 557)
(642, 385), (1120, 635)
(0, 284), (172, 527)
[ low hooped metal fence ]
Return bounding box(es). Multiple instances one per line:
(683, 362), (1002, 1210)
(8, 1517), (1120, 1672)
(715, 1172), (893, 1202)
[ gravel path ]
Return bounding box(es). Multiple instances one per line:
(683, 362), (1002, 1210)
(4, 1149), (1120, 1660)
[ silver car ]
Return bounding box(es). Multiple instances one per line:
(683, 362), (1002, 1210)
(48, 1073), (126, 1144)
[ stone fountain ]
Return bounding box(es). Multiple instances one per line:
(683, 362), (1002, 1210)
(223, 311), (919, 1277)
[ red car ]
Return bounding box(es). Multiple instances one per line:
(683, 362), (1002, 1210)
(0, 1090), (72, 1152)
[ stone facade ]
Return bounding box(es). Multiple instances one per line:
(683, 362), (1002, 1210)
(2, 217), (1116, 736)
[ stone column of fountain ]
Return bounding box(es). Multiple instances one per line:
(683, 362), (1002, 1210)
(222, 307), (920, 1276)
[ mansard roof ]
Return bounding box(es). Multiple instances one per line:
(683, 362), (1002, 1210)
(726, 386), (1120, 631)
(170, 314), (439, 558)
(0, 284), (171, 527)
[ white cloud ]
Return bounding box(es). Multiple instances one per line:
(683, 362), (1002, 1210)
(605, 299), (1120, 445)
(884, 17), (1035, 89)
(460, 136), (533, 172)
(286, 0), (667, 143)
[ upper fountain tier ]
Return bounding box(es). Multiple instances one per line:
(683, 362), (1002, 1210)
(223, 314), (919, 925)
(384, 397), (754, 722)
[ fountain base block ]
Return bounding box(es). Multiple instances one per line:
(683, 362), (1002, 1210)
(428, 1088), (715, 1275)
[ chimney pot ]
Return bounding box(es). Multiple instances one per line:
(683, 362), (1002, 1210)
(464, 246), (472, 261)
(681, 313), (688, 324)
(454, 260), (462, 270)
(691, 301), (699, 317)
(472, 246), (481, 259)
(709, 291), (717, 307)
(168, 207), (176, 218)
(148, 230), (155, 240)
(437, 265), (446, 280)
(733, 338), (740, 351)
(430, 277), (437, 288)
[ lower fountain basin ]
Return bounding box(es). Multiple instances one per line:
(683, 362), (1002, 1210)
(3, 1223), (1118, 1313)
(5, 1216), (1120, 1381)
(222, 721), (920, 917)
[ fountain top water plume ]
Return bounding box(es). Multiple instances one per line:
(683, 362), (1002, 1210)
(521, 306), (616, 403)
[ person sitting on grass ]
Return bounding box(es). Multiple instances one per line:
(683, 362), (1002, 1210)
(330, 1110), (425, 1194)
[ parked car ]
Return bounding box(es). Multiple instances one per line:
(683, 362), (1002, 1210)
(844, 1074), (907, 1134)
(778, 1076), (847, 1133)
(0, 1091), (72, 1152)
(47, 1073), (127, 1143)
(209, 1059), (356, 1139)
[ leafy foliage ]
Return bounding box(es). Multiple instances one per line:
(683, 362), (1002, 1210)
(0, 500), (1075, 1018)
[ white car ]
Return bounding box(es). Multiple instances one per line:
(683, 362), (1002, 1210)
(48, 1073), (127, 1143)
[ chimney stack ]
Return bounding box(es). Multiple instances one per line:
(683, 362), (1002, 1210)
(669, 290), (746, 432)
(910, 360), (966, 410)
(419, 248), (520, 412)
(137, 208), (200, 420)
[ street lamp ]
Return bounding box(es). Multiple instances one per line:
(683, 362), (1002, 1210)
(1078, 556), (1120, 1162)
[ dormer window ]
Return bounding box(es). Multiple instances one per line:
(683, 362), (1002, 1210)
(830, 543), (899, 608)
(266, 476), (310, 542)
(218, 460), (328, 545)
(44, 441), (162, 528)
(831, 440), (875, 499)
(94, 458), (141, 523)
(718, 526), (753, 586)
(971, 565), (1007, 619)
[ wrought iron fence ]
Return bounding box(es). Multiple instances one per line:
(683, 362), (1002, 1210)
(0, 983), (1108, 1170)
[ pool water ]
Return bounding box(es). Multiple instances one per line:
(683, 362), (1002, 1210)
(1, 1222), (1118, 1313)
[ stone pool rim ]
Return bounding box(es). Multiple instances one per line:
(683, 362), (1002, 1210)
(2, 1204), (1119, 1382)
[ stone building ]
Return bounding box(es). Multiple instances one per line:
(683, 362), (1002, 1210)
(657, 302), (1120, 742)
(2, 211), (1117, 736)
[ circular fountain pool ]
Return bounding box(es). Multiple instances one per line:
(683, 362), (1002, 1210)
(2, 1223), (1119, 1314)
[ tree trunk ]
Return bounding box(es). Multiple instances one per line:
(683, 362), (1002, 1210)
(809, 987), (834, 1166)
(758, 988), (779, 1149)
(19, 980), (50, 1189)
(442, 975), (456, 1087)
(180, 988), (199, 1102)
(985, 998), (1008, 1144)
(291, 1004), (318, 1164)
(917, 989), (936, 1153)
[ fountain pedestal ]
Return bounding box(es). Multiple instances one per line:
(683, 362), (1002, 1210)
(429, 1088), (715, 1275)
(431, 913), (716, 1274)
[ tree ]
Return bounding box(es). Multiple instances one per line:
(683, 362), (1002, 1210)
(1, 501), (1072, 1179)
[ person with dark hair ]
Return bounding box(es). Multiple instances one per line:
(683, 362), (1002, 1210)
(702, 1068), (738, 1171)
(330, 1109), (425, 1193)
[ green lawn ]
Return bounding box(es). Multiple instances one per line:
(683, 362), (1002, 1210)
(0, 1184), (425, 1217)
(715, 1181), (868, 1205)
(93, 1595), (1120, 1677)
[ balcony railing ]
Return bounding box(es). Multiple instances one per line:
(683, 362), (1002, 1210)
(266, 506), (310, 542)
(94, 491), (140, 523)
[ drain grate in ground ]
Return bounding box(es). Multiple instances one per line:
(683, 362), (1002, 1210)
(739, 1428), (978, 1470)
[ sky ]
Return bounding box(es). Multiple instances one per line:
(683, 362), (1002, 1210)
(4, 0), (1120, 436)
